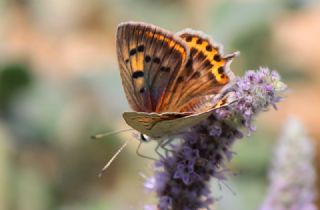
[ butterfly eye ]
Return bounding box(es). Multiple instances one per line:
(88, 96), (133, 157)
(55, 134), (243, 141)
(140, 133), (151, 142)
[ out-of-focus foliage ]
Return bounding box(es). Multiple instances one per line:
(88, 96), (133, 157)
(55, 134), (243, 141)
(0, 0), (319, 209)
(0, 62), (32, 114)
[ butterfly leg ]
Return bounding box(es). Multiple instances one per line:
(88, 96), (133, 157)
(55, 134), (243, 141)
(154, 138), (175, 158)
(154, 140), (165, 159)
(136, 141), (157, 161)
(161, 138), (177, 156)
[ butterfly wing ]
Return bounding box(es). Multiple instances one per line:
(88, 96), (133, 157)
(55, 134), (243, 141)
(123, 98), (231, 139)
(164, 29), (238, 112)
(118, 23), (238, 138)
(116, 22), (189, 112)
(122, 111), (191, 138)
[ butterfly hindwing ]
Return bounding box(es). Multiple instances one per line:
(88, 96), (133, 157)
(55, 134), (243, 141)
(122, 111), (191, 138)
(166, 29), (238, 112)
(116, 22), (189, 112)
(122, 98), (231, 139)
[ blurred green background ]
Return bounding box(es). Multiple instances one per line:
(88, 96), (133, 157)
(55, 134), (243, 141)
(0, 0), (319, 209)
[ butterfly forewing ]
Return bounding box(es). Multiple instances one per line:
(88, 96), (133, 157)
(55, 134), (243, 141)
(116, 22), (189, 113)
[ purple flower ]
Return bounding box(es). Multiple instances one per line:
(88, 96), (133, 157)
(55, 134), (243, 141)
(144, 176), (156, 192)
(144, 205), (157, 210)
(260, 117), (317, 210)
(159, 196), (172, 210)
(216, 67), (287, 132)
(145, 67), (287, 210)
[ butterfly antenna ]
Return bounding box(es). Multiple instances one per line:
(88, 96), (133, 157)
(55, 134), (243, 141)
(98, 140), (129, 177)
(91, 128), (134, 140)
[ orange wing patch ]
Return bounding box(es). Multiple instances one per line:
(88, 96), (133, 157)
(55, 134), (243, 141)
(179, 34), (230, 85)
(144, 31), (186, 55)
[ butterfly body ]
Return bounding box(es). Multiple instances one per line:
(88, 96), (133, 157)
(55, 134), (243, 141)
(117, 21), (238, 139)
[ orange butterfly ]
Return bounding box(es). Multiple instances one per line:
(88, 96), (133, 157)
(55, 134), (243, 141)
(117, 21), (238, 141)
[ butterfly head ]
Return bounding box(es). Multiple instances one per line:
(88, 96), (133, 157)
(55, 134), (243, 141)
(140, 133), (152, 143)
(139, 133), (164, 142)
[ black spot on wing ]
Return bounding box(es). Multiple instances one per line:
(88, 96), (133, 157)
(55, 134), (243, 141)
(137, 45), (145, 52)
(185, 59), (193, 76)
(139, 88), (145, 93)
(196, 38), (203, 45)
(202, 60), (213, 69)
(190, 48), (197, 56)
(218, 67), (224, 74)
(206, 45), (212, 52)
(129, 48), (137, 56)
(132, 71), (144, 79)
(213, 54), (221, 62)
(177, 76), (184, 83)
(195, 51), (206, 62)
(153, 57), (160, 64)
(145, 55), (151, 62)
(160, 66), (170, 72)
(185, 36), (192, 42)
(207, 73), (214, 80)
(185, 59), (193, 68)
(191, 71), (201, 79)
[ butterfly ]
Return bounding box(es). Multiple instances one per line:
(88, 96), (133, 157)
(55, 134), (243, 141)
(117, 21), (238, 141)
